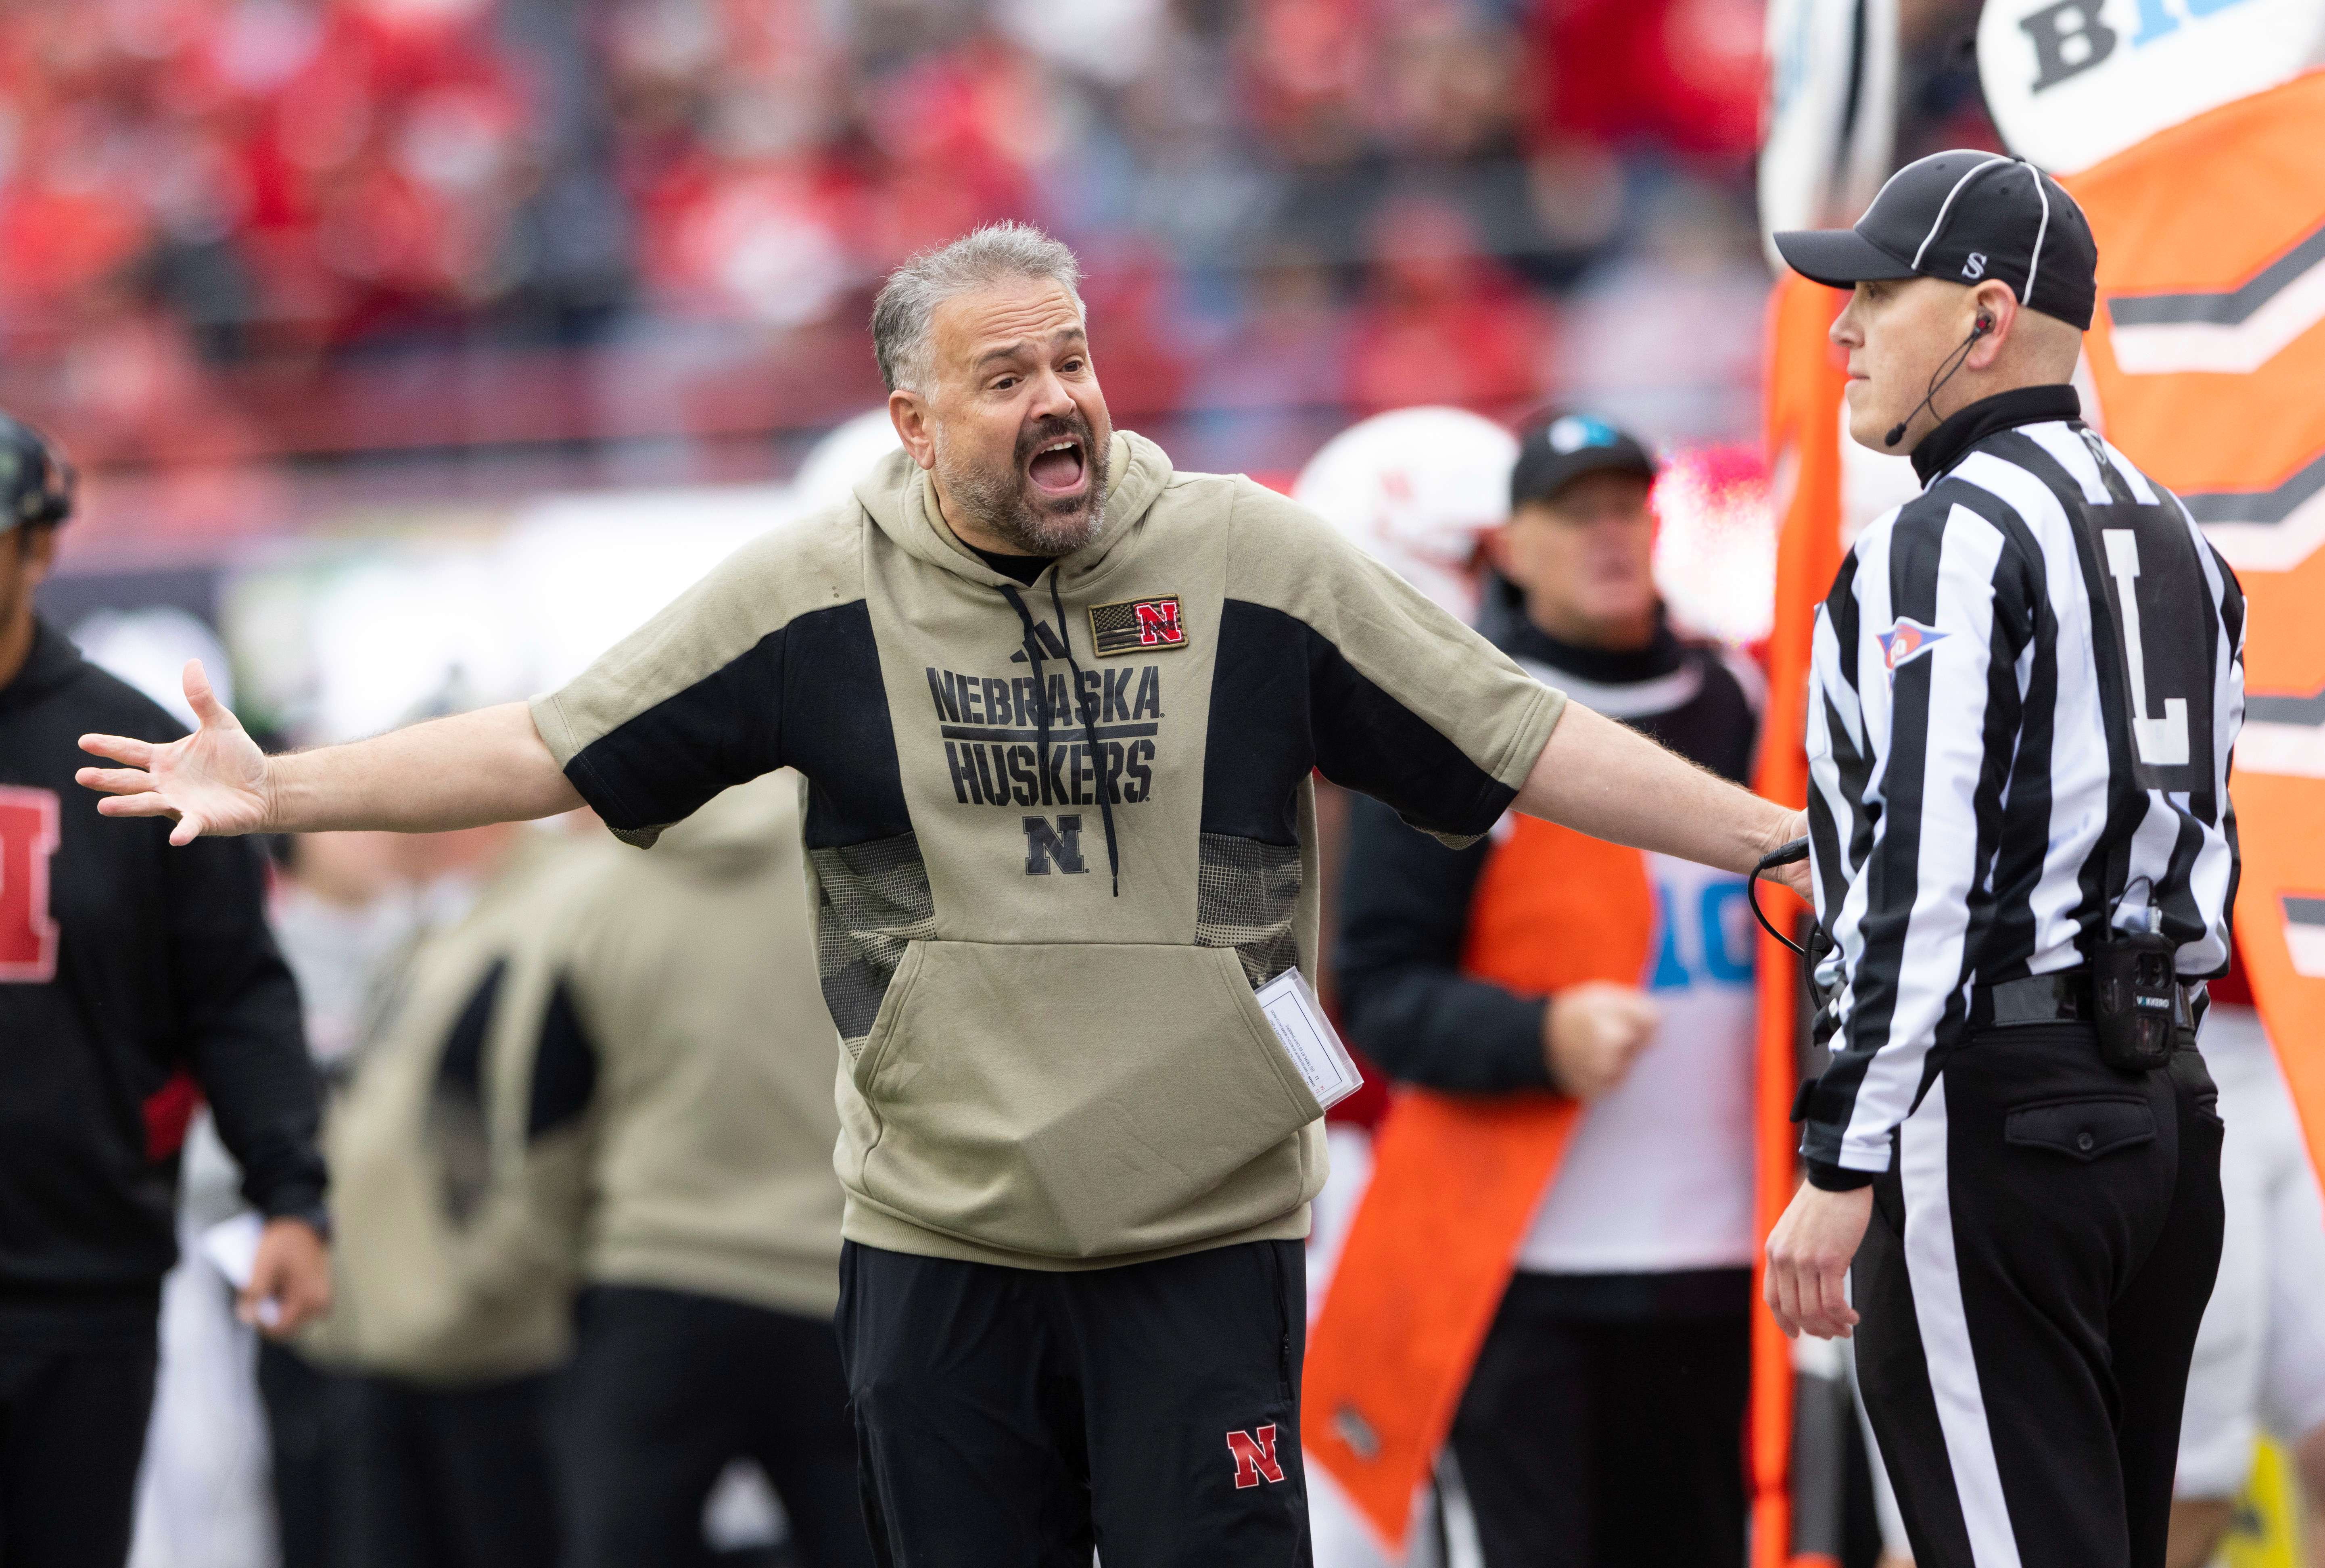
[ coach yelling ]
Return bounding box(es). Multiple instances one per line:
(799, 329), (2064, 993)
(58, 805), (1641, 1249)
(1763, 153), (2243, 1568)
(77, 222), (1807, 1562)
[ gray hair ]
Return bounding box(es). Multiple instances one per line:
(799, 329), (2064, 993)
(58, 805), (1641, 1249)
(870, 223), (1084, 394)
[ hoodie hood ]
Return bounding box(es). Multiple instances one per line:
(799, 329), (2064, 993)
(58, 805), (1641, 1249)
(642, 771), (798, 879)
(851, 429), (1173, 590)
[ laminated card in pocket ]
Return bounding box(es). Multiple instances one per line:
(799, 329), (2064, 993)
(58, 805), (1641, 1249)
(1255, 968), (1364, 1111)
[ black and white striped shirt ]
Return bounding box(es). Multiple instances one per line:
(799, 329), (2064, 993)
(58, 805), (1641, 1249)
(1801, 385), (2244, 1182)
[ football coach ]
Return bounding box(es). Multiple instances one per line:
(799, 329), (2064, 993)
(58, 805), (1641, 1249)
(77, 222), (1808, 1564)
(1762, 153), (2244, 1568)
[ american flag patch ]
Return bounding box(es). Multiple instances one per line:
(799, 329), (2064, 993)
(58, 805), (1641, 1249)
(1089, 595), (1187, 657)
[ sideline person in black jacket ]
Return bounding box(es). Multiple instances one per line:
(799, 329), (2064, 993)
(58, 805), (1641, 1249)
(0, 415), (330, 1568)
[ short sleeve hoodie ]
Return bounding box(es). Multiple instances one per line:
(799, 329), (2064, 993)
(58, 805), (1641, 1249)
(533, 430), (1565, 1269)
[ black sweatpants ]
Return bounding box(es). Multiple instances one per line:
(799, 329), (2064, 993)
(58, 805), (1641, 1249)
(259, 1339), (360, 1568)
(345, 1370), (560, 1568)
(838, 1238), (1310, 1567)
(1853, 1025), (2224, 1568)
(1447, 1272), (1750, 1568)
(0, 1333), (157, 1568)
(554, 1283), (872, 1568)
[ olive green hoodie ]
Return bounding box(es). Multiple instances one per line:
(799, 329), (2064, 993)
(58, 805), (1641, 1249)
(533, 430), (1564, 1271)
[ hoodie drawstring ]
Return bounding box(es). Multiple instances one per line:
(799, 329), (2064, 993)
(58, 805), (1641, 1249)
(998, 579), (1122, 897)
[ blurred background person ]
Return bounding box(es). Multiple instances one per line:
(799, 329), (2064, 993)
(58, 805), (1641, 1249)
(1331, 413), (1761, 1567)
(0, 410), (332, 1568)
(296, 810), (612, 1568)
(258, 830), (413, 1568)
(539, 772), (869, 1568)
(46, 613), (347, 1568)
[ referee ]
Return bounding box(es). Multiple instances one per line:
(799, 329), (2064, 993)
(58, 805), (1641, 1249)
(1761, 152), (2243, 1568)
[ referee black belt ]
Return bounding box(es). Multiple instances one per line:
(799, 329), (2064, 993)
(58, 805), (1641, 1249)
(1970, 970), (2199, 1029)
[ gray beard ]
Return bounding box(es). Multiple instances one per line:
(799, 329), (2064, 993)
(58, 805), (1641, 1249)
(938, 439), (1110, 557)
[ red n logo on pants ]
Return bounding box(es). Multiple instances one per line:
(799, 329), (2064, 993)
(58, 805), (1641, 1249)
(1226, 1424), (1286, 1489)
(0, 788), (60, 983)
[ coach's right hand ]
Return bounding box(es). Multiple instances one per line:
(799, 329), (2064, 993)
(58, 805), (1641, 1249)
(77, 660), (272, 844)
(1544, 982), (1660, 1101)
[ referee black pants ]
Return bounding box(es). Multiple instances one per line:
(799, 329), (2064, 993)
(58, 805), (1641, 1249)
(1853, 1023), (2223, 1568)
(838, 1238), (1310, 1566)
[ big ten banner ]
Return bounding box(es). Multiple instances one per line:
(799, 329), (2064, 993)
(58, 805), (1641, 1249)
(1979, 0), (2325, 177)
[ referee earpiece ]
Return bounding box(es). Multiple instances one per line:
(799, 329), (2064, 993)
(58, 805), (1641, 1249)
(1885, 315), (1997, 448)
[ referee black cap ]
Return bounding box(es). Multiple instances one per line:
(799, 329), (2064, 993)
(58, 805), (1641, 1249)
(0, 412), (72, 534)
(1774, 150), (2098, 332)
(1511, 412), (1657, 510)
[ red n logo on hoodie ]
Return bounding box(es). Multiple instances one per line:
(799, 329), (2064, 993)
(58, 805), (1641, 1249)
(1226, 1424), (1286, 1488)
(1135, 601), (1182, 646)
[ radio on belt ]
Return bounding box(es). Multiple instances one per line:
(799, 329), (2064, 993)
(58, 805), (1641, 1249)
(2092, 904), (2181, 1074)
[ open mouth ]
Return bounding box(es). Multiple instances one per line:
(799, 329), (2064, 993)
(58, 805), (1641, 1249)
(1027, 436), (1087, 496)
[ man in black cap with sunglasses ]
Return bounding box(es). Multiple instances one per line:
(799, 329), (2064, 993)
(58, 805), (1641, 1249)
(1760, 152), (2244, 1568)
(0, 413), (331, 1567)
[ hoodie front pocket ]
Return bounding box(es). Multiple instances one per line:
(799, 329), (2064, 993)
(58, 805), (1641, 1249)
(848, 939), (930, 1088)
(851, 941), (1324, 1260)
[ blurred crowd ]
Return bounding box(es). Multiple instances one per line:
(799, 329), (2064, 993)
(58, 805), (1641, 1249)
(0, 0), (1800, 495)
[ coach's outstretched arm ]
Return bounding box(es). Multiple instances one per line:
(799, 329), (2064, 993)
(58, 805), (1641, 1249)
(76, 660), (583, 842)
(1517, 700), (1808, 893)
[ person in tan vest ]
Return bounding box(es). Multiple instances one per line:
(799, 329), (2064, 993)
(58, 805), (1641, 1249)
(531, 772), (870, 1568)
(300, 819), (613, 1568)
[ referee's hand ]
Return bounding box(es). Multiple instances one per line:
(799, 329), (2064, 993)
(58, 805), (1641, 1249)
(1764, 1182), (1872, 1340)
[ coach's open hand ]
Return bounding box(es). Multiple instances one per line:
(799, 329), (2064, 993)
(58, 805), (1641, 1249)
(75, 658), (582, 839)
(243, 1216), (332, 1338)
(77, 660), (270, 844)
(1764, 1182), (1872, 1340)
